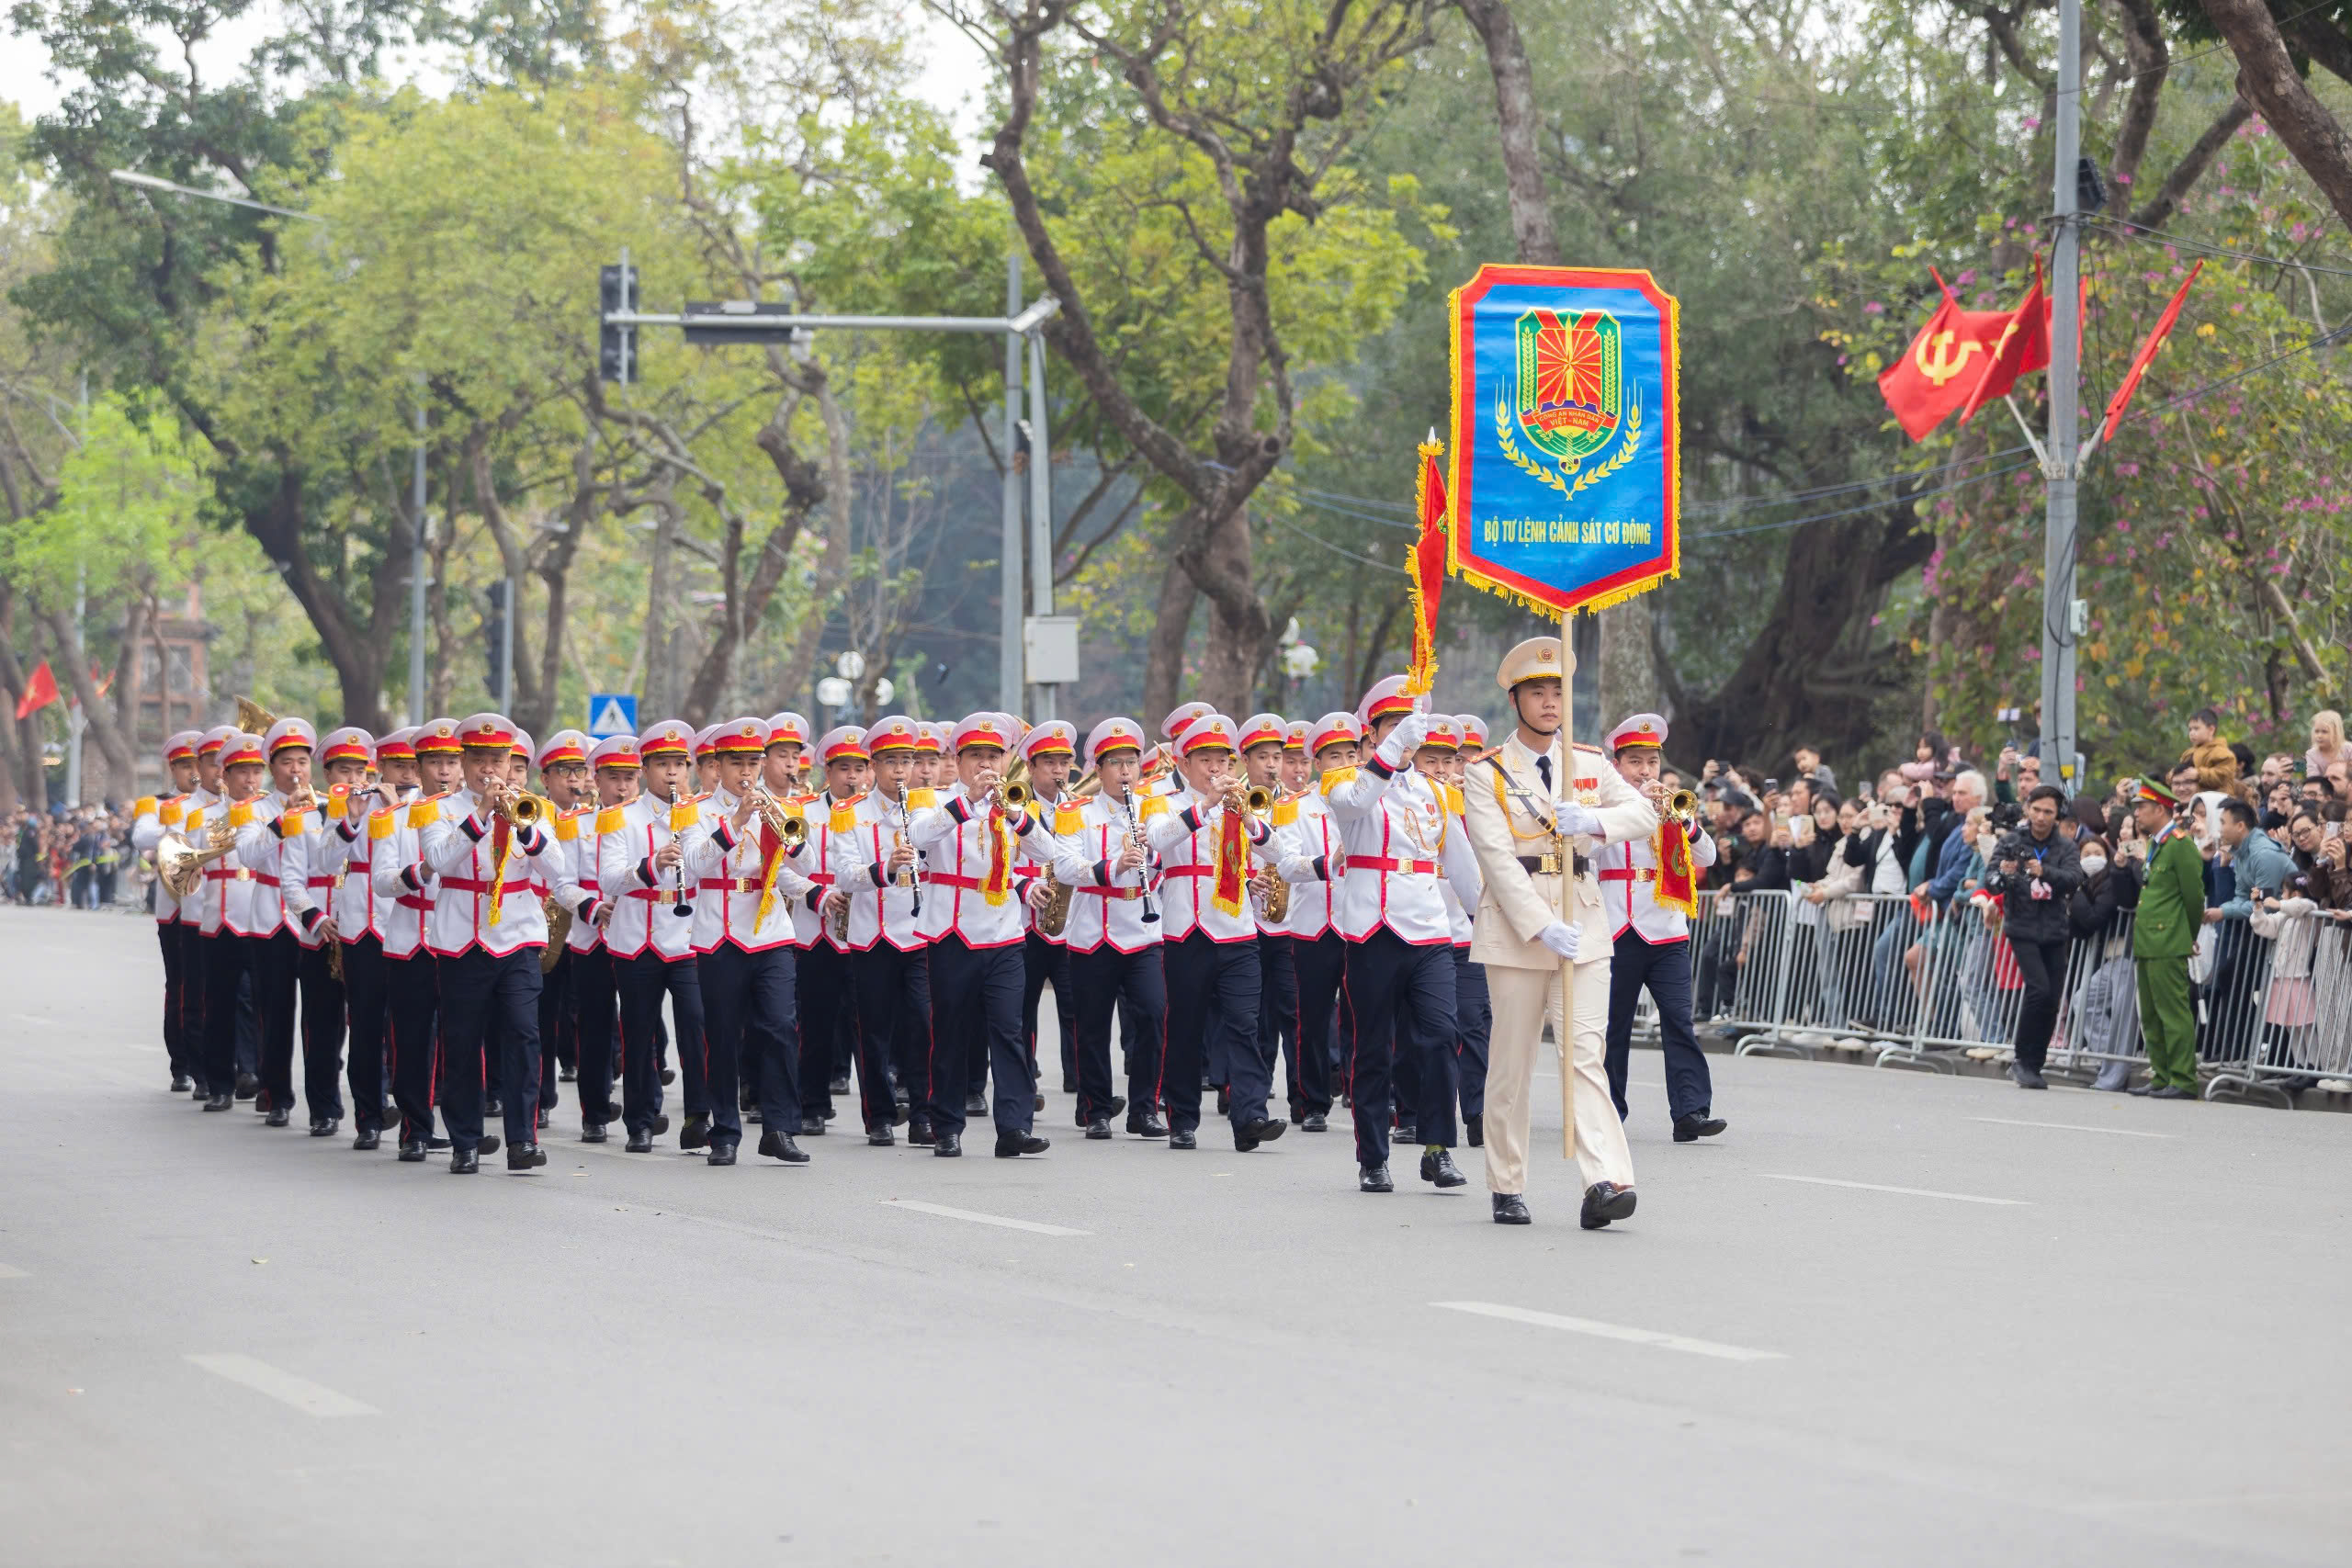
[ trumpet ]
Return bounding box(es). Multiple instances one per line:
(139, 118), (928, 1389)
(1243, 784), (1273, 818)
(743, 785), (805, 848)
(485, 778), (546, 829)
(1000, 779), (1031, 813)
(1664, 787), (1698, 823)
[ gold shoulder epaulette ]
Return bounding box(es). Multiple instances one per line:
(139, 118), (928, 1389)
(830, 800), (858, 834)
(369, 808), (397, 840)
(553, 814), (579, 841)
(228, 800), (257, 828)
(1272, 797), (1299, 827)
(158, 800), (184, 827)
(906, 787), (938, 810)
(1141, 795), (1170, 818)
(1054, 804), (1086, 835)
(668, 799), (700, 830)
(134, 795), (158, 818)
(1319, 767), (1359, 795)
(408, 796), (440, 829)
(1572, 741), (1605, 755)
(594, 805), (627, 835)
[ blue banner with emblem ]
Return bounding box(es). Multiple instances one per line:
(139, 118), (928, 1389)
(1445, 265), (1680, 618)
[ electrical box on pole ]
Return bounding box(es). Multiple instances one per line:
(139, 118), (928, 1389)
(599, 263), (639, 384)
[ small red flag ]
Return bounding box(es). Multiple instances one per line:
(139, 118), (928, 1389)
(15, 659), (59, 722)
(1878, 270), (2015, 441)
(1958, 259), (2052, 425)
(1403, 437), (1448, 696)
(2102, 262), (2203, 436)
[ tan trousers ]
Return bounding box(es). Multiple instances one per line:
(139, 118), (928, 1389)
(1482, 957), (1635, 1196)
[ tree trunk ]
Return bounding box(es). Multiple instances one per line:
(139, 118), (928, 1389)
(1178, 502), (1273, 719)
(1597, 600), (1657, 725)
(37, 595), (135, 793)
(770, 379), (855, 713)
(2199, 0), (2352, 231)
(240, 471), (387, 736)
(1144, 547), (1200, 728)
(640, 472), (683, 720)
(0, 580), (25, 814)
(1454, 0), (1562, 266)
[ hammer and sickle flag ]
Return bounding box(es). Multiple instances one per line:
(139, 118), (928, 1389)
(1878, 269), (2013, 441)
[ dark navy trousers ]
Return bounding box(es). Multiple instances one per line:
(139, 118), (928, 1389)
(925, 935), (1031, 1136)
(1162, 931), (1268, 1134)
(700, 942), (798, 1145)
(1453, 946), (1491, 1120)
(435, 946), (543, 1152)
(1605, 931), (1713, 1122)
(1340, 927), (1460, 1167)
(1068, 942), (1164, 1122)
(1286, 931), (1343, 1116)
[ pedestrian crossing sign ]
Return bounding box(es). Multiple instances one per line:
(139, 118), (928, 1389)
(587, 694), (638, 738)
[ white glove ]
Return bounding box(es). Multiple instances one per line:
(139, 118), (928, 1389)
(1536, 919), (1581, 961)
(1384, 712), (1430, 759)
(1555, 802), (1602, 838)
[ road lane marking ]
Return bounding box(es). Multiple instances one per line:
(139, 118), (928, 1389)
(1433, 1301), (1785, 1362)
(881, 1199), (1090, 1236)
(1967, 1116), (2172, 1139)
(0, 1263), (26, 1279)
(187, 1354), (378, 1416)
(1759, 1174), (2029, 1206)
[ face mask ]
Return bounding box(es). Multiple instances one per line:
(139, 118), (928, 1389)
(2079, 854), (2107, 876)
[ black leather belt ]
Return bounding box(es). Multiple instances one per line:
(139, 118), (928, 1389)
(1516, 852), (1591, 877)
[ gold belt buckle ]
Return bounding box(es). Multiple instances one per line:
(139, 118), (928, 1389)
(1540, 852), (1559, 874)
(235, 869), (254, 883)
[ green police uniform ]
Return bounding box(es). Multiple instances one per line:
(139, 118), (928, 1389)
(2132, 820), (2204, 1090)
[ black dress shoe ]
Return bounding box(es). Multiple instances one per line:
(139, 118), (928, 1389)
(758, 1129), (810, 1164)
(192, 1080), (209, 1098)
(2148, 1084), (2193, 1100)
(1672, 1113), (1728, 1142)
(1419, 1148), (1467, 1188)
(1085, 1117), (1113, 1140)
(680, 1113), (709, 1151)
(559, 1066), (577, 1082)
(2010, 1062), (2049, 1090)
(309, 1118), (336, 1137)
(1127, 1110), (1170, 1138)
(1169, 1128), (1197, 1150)
(1492, 1192), (1532, 1224)
(1360, 1164), (1394, 1193)
(398, 1139), (426, 1161)
(234, 1072), (260, 1100)
(1235, 1117), (1287, 1152)
(449, 1148), (480, 1174)
(426, 1135), (452, 1151)
(1464, 1111), (1484, 1147)
(1216, 1086), (1231, 1116)
(1106, 1095), (1127, 1119)
(1061, 1076), (1078, 1094)
(479, 1134), (502, 1156)
(536, 1108), (550, 1129)
(740, 1086), (759, 1113)
(745, 1105), (763, 1124)
(964, 1091), (989, 1118)
(1395, 1122), (1418, 1145)
(830, 1072), (853, 1096)
(994, 1129), (1049, 1157)
(170, 1074), (193, 1093)
(264, 1107), (290, 1128)
(707, 1144), (737, 1167)
(820, 1103), (838, 1121)
(581, 1123), (607, 1144)
(1302, 1111), (1328, 1133)
(933, 1131), (963, 1157)
(1580, 1181), (1637, 1230)
(485, 1096), (503, 1118)
(892, 1084), (911, 1109)
(649, 1113), (671, 1136)
(625, 1130), (654, 1153)
(203, 1092), (232, 1112)
(909, 1118), (936, 1146)
(866, 1122), (895, 1146)
(800, 1115), (828, 1136)
(1288, 1103), (1306, 1124)
(353, 1129), (380, 1151)
(506, 1143), (548, 1171)
(661, 1066), (676, 1086)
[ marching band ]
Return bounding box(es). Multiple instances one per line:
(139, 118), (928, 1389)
(125, 637), (1716, 1226)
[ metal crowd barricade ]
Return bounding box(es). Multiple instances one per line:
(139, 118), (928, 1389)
(2205, 906), (2352, 1106)
(1758, 890), (1927, 1062)
(1680, 888), (1798, 1055)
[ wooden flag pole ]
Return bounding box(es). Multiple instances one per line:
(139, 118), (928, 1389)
(1559, 611), (1577, 1161)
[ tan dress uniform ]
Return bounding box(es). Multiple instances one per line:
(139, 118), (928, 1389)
(1462, 651), (1657, 1203)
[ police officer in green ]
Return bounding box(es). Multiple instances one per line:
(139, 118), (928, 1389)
(2128, 776), (2202, 1099)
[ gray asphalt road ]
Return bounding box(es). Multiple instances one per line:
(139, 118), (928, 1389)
(3, 905), (2347, 1566)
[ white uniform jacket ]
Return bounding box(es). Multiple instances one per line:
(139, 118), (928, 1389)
(1461, 734), (1657, 971)
(1012, 788), (1085, 946)
(825, 788), (935, 953)
(1142, 786), (1275, 943)
(368, 792), (439, 959)
(418, 786), (584, 957)
(274, 799), (338, 948)
(683, 788), (821, 953)
(1598, 817), (1717, 943)
(321, 803), (385, 943)
(130, 793), (191, 925)
(170, 788), (223, 931)
(1271, 790), (1342, 939)
(789, 793), (853, 951)
(217, 794), (288, 938)
(546, 807), (605, 955)
(1046, 794), (1166, 953)
(909, 789), (1056, 949)
(1320, 741), (1483, 946)
(594, 793), (702, 961)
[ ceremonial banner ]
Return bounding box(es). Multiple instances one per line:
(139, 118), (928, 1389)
(1446, 265), (1680, 617)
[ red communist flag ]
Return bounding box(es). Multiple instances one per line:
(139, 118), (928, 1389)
(1403, 437), (1448, 696)
(1958, 258), (2052, 425)
(1878, 270), (2014, 441)
(15, 659), (58, 721)
(2101, 261), (2203, 436)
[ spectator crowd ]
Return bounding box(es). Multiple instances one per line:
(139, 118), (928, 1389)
(1664, 707), (2352, 1095)
(5, 802), (141, 910)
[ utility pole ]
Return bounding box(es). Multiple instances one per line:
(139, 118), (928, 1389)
(408, 394), (428, 727)
(1025, 330), (1055, 722)
(2039, 0), (2085, 789)
(66, 373), (87, 806)
(1000, 246), (1025, 717)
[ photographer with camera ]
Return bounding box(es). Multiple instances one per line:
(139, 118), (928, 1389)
(1987, 784), (2083, 1089)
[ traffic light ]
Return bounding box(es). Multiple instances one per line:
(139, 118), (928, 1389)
(599, 262), (638, 383)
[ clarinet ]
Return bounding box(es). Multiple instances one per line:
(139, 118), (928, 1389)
(1123, 786), (1159, 924)
(896, 787), (922, 919)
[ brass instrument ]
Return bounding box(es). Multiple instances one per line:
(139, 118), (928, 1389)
(235, 694), (277, 732)
(1243, 784), (1273, 818)
(493, 785), (548, 829)
(1253, 866), (1290, 925)
(1664, 787), (1698, 823)
(1067, 767), (1102, 801)
(158, 812), (239, 899)
(1000, 779), (1031, 813)
(744, 784), (803, 845)
(326, 926), (345, 982)
(540, 896), (571, 972)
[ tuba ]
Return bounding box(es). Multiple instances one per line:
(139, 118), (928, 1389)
(235, 694), (277, 733)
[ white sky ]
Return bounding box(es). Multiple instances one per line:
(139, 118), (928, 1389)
(1, 4), (995, 150)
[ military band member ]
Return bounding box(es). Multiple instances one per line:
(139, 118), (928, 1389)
(570, 736), (639, 1141)
(1046, 717), (1168, 1138)
(1323, 678), (1483, 1194)
(224, 721), (313, 1128)
(598, 720), (705, 1152)
(910, 720), (946, 793)
(1437, 717), (1490, 1146)
(905, 714), (1055, 1158)
(1271, 713), (1359, 1131)
(198, 731), (275, 1112)
(736, 711), (812, 1120)
(529, 731), (595, 1124)
(263, 717), (353, 1137)
(294, 726), (374, 1145)
(1460, 637), (1655, 1227)
(418, 713), (593, 1172)
(798, 726), (874, 1135)
(1233, 714), (1293, 1118)
(1599, 713), (1725, 1141)
(829, 715), (934, 1144)
(1013, 720), (1081, 1100)
(682, 716), (820, 1166)
(130, 730), (204, 1091)
(375, 718), (461, 1157)
(694, 726), (722, 797)
(1144, 713), (1287, 1153)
